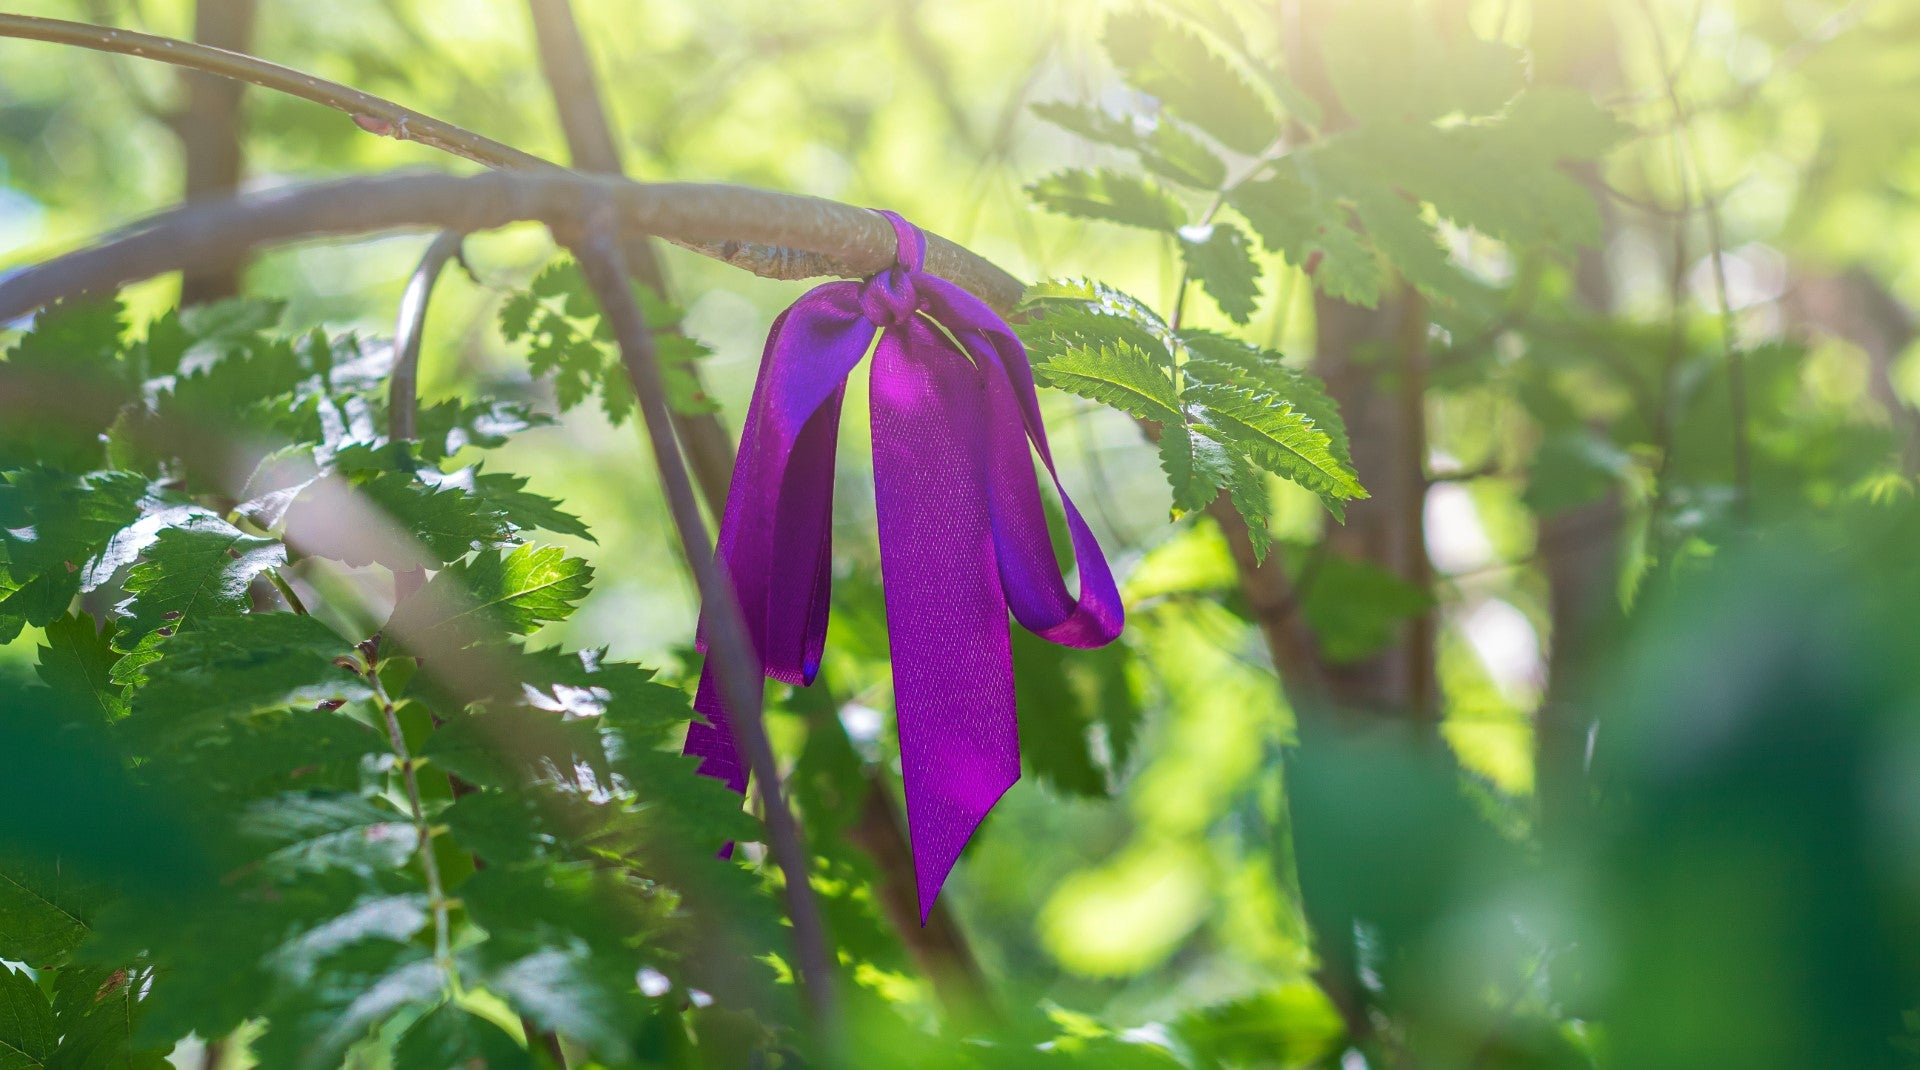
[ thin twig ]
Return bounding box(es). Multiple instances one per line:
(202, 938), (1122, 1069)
(0, 14), (1020, 300)
(388, 230), (467, 442)
(569, 229), (842, 1052)
(1634, 0), (1751, 517)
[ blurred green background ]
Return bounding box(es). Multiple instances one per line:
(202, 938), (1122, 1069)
(7, 0), (1920, 1066)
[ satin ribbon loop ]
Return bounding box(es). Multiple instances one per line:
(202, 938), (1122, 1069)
(686, 210), (1124, 918)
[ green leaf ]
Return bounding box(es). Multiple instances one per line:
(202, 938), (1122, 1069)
(1341, 183), (1467, 303)
(1296, 548), (1434, 664)
(35, 615), (126, 723)
(461, 865), (650, 1060)
(1223, 453), (1276, 561)
(1030, 102), (1228, 189)
(0, 470), (147, 642)
(410, 398), (550, 463)
(394, 1003), (533, 1070)
(1176, 981), (1346, 1068)
(388, 545), (593, 641)
(0, 856), (111, 968)
(0, 964), (55, 1070)
(1027, 169), (1188, 232)
(126, 614), (371, 744)
(47, 964), (172, 1070)
(133, 298), (285, 380)
(1320, 0), (1524, 124)
(419, 706), (608, 792)
(247, 944), (448, 1070)
(1030, 342), (1182, 426)
(1157, 423), (1231, 516)
(1012, 631), (1142, 797)
(239, 794), (421, 879)
(0, 301), (133, 471)
(1104, 9), (1280, 155)
(1230, 168), (1382, 307)
(1179, 222), (1261, 324)
(1190, 386), (1364, 516)
(468, 471), (593, 542)
(283, 471), (510, 569)
(1180, 329), (1357, 477)
(110, 515), (285, 683)
(1017, 305), (1174, 374)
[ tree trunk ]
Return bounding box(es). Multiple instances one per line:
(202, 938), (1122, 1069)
(177, 0), (255, 304)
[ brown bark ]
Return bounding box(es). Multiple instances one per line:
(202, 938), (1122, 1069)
(177, 0), (256, 303)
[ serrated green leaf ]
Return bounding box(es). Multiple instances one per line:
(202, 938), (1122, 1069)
(389, 545), (593, 641)
(0, 302), (133, 472)
(1031, 342), (1182, 426)
(1180, 222), (1261, 324)
(1030, 102), (1228, 189)
(46, 963), (172, 1070)
(239, 794), (420, 879)
(35, 615), (125, 723)
(0, 856), (111, 968)
(1223, 453), (1276, 561)
(419, 706), (609, 792)
(1104, 9), (1281, 155)
(1341, 183), (1468, 303)
(283, 471), (510, 569)
(1157, 424), (1233, 516)
(1323, 117), (1608, 253)
(1017, 306), (1174, 375)
(1180, 329), (1356, 475)
(0, 470), (147, 640)
(394, 1003), (532, 1070)
(0, 963), (55, 1070)
(1321, 1), (1524, 124)
(468, 471), (593, 542)
(1190, 388), (1364, 516)
(1027, 169), (1188, 232)
(126, 614), (371, 743)
(1230, 168), (1382, 307)
(110, 515), (284, 683)
(247, 944), (448, 1070)
(462, 865), (650, 1060)
(410, 398), (549, 463)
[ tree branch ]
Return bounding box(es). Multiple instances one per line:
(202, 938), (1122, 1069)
(0, 14), (1027, 306)
(0, 170), (1024, 322)
(570, 229), (842, 1051)
(387, 230), (466, 442)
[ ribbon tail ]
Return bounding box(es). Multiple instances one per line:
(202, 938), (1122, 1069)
(871, 319), (1017, 922)
(686, 287), (871, 812)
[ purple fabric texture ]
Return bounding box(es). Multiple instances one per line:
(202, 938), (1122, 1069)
(685, 212), (1124, 921)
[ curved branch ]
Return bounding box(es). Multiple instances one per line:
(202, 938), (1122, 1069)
(0, 14), (1025, 307)
(0, 171), (1027, 321)
(388, 230), (467, 442)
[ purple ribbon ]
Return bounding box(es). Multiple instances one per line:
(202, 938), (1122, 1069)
(684, 212), (1124, 920)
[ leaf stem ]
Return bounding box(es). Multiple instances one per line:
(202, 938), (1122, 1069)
(367, 661), (457, 985)
(263, 568), (309, 615)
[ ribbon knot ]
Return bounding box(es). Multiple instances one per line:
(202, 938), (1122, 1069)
(858, 267), (919, 327)
(686, 211), (1123, 920)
